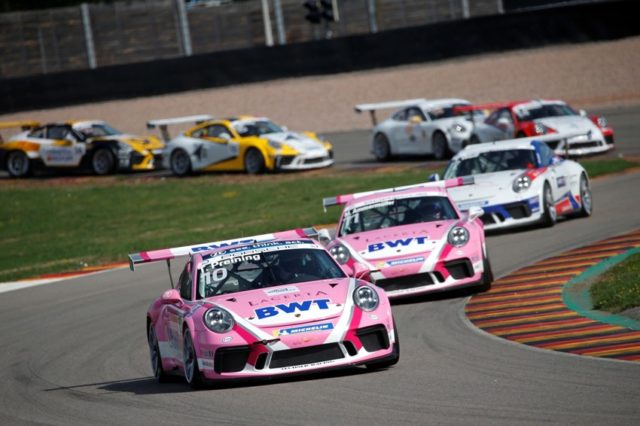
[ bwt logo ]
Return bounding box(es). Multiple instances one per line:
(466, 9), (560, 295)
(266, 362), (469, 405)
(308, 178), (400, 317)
(255, 299), (330, 319)
(191, 239), (256, 252)
(368, 236), (428, 252)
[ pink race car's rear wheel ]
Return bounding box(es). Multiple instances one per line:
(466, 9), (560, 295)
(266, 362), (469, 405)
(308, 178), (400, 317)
(147, 325), (169, 383)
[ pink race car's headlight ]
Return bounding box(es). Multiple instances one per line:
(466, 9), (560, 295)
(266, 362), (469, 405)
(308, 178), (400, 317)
(330, 244), (351, 265)
(447, 226), (470, 247)
(204, 308), (235, 333)
(353, 286), (379, 311)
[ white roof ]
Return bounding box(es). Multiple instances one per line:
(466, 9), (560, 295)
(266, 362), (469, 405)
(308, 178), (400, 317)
(452, 134), (565, 160)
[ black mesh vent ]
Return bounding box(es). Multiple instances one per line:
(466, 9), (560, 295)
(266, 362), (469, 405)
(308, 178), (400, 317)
(130, 151), (145, 165)
(255, 352), (268, 370)
(356, 325), (390, 352)
(343, 340), (358, 356)
(481, 214), (496, 225)
(214, 345), (251, 373)
(605, 135), (614, 145)
(277, 156), (295, 166)
(375, 272), (441, 292)
(505, 203), (531, 219)
(570, 141), (600, 149)
(304, 156), (327, 165)
(445, 259), (474, 280)
(269, 343), (344, 369)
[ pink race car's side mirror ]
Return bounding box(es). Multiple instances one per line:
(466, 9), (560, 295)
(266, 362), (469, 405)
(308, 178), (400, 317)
(161, 289), (182, 305)
(352, 262), (371, 280)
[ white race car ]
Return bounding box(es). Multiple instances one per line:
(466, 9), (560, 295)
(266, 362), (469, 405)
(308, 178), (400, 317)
(355, 98), (476, 161)
(440, 135), (592, 230)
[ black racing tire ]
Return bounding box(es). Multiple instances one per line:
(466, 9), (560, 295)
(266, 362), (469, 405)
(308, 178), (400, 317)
(372, 133), (391, 162)
(244, 148), (265, 174)
(540, 182), (557, 228)
(6, 150), (31, 177)
(170, 149), (192, 177)
(469, 134), (481, 145)
(148, 324), (170, 383)
(478, 253), (494, 292)
(91, 148), (115, 176)
(432, 131), (450, 160)
(183, 330), (204, 389)
(366, 318), (400, 370)
(574, 173), (593, 218)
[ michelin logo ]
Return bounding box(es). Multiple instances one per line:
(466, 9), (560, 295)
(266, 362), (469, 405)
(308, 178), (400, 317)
(387, 256), (425, 266)
(274, 322), (333, 337)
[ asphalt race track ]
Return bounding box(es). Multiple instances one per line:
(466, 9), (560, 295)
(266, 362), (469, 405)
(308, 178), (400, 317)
(1, 168), (639, 425)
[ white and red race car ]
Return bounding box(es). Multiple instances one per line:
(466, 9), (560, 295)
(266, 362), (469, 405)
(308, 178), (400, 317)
(441, 136), (593, 231)
(320, 179), (492, 299)
(129, 228), (398, 387)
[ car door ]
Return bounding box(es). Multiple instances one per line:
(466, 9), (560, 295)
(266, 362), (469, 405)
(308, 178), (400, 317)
(190, 123), (240, 168)
(162, 262), (194, 364)
(39, 125), (86, 167)
(403, 107), (429, 154)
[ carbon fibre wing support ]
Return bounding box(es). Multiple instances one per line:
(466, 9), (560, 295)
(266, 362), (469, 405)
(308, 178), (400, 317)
(128, 227), (318, 271)
(354, 99), (426, 126)
(322, 177), (474, 212)
(146, 114), (214, 141)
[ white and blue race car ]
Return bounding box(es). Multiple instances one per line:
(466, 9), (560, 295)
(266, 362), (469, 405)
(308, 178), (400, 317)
(439, 136), (592, 230)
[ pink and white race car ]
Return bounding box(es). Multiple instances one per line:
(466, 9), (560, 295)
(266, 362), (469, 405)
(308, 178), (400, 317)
(320, 179), (493, 299)
(129, 228), (398, 388)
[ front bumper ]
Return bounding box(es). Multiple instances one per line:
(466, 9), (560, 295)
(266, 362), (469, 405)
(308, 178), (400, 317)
(275, 152), (334, 171)
(369, 258), (484, 298)
(480, 196), (542, 230)
(548, 135), (613, 157)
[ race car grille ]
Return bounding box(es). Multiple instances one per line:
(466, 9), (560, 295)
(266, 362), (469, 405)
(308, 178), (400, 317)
(130, 151), (146, 165)
(214, 345), (251, 373)
(374, 272), (443, 292)
(277, 155), (295, 167)
(480, 214), (497, 225)
(505, 203), (531, 219)
(304, 156), (327, 165)
(444, 259), (474, 280)
(570, 141), (600, 149)
(269, 343), (344, 369)
(356, 325), (390, 352)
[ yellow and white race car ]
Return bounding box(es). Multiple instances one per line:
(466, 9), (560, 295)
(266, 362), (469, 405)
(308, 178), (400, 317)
(0, 120), (164, 177)
(147, 115), (334, 176)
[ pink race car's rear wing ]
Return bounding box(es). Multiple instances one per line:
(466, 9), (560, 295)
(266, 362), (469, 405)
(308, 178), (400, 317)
(322, 177), (474, 210)
(128, 227), (318, 271)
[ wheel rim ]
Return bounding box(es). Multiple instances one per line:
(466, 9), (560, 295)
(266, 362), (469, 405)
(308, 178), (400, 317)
(93, 151), (111, 175)
(373, 137), (388, 159)
(148, 328), (161, 379)
(581, 177), (592, 214)
(183, 333), (195, 383)
(8, 152), (28, 176)
(545, 186), (557, 222)
(245, 150), (262, 174)
(172, 151), (190, 175)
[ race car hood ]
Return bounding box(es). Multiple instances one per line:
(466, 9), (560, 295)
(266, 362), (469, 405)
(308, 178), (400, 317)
(534, 116), (600, 136)
(211, 278), (351, 328)
(339, 223), (453, 261)
(266, 132), (327, 153)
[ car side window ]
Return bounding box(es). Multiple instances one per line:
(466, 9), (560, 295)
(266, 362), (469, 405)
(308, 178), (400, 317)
(28, 127), (46, 138)
(485, 109), (501, 126)
(406, 107), (426, 122)
(392, 109), (408, 121)
(47, 126), (69, 140)
(178, 263), (193, 300)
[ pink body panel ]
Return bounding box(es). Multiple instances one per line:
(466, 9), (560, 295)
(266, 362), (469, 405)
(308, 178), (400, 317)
(147, 238), (396, 382)
(330, 186), (487, 298)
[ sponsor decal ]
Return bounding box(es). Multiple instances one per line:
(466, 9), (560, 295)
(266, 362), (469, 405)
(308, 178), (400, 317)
(221, 336), (233, 343)
(264, 286), (300, 295)
(279, 359), (337, 371)
(349, 200), (394, 214)
(273, 322), (333, 337)
(210, 254), (260, 267)
(195, 238), (266, 253)
(203, 240), (313, 258)
(254, 299), (330, 319)
(248, 290), (329, 307)
(368, 236), (428, 253)
(457, 199), (489, 211)
(386, 256), (425, 266)
(557, 176), (567, 188)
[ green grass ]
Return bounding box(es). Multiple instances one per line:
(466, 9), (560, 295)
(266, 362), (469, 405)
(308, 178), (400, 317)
(0, 156), (636, 283)
(580, 157), (637, 178)
(590, 252), (640, 313)
(0, 168), (432, 282)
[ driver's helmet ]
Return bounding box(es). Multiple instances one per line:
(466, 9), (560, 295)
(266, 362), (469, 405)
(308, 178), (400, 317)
(420, 201), (444, 221)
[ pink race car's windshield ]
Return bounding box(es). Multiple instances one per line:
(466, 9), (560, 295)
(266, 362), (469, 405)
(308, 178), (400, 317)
(444, 149), (538, 178)
(196, 248), (345, 299)
(339, 196), (458, 236)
